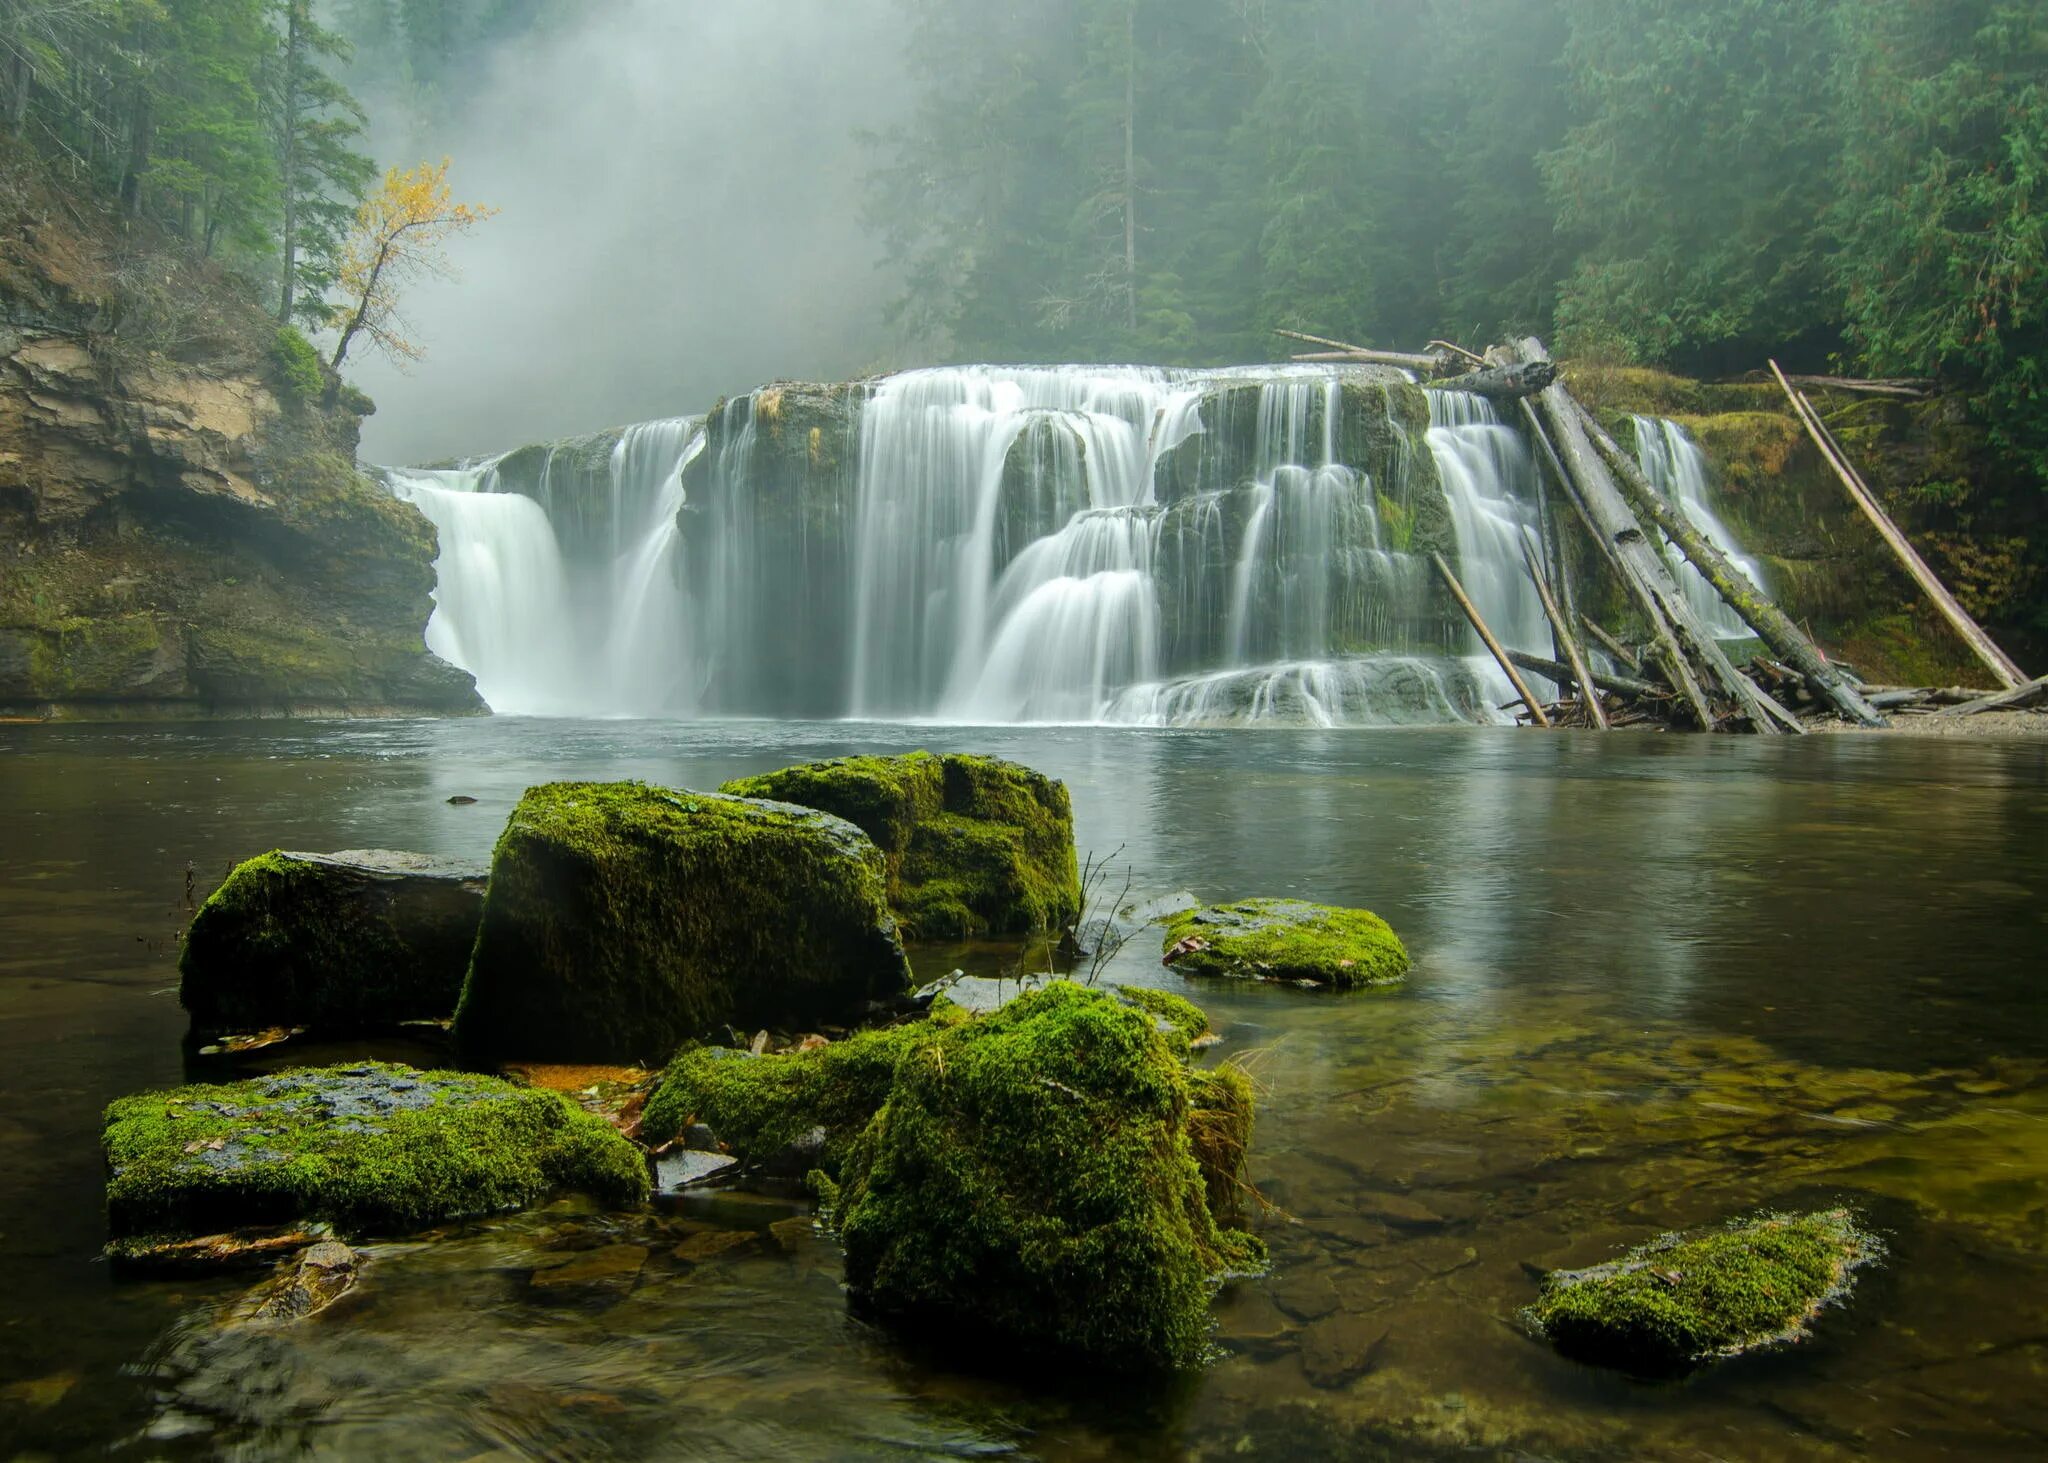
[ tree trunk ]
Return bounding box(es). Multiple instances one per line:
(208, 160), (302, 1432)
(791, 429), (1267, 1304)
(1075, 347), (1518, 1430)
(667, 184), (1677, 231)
(120, 82), (151, 218)
(277, 4), (303, 323)
(1122, 0), (1137, 335)
(1432, 552), (1550, 727)
(1429, 359), (1557, 402)
(1519, 534), (1608, 728)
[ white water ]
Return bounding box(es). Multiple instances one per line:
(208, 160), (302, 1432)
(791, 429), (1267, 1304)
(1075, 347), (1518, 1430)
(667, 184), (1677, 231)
(383, 368), (1770, 726)
(1632, 416), (1768, 641)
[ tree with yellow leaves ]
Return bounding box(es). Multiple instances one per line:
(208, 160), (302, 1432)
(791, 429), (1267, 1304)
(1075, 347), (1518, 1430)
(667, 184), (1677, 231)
(327, 158), (496, 372)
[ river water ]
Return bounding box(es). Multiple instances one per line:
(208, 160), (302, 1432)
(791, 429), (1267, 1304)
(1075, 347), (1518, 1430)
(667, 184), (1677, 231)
(1, 719), (2043, 1459)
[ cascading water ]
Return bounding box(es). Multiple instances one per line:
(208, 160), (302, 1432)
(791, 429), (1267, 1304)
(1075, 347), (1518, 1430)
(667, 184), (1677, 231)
(384, 367), (1775, 726)
(383, 415), (701, 715)
(1632, 416), (1767, 641)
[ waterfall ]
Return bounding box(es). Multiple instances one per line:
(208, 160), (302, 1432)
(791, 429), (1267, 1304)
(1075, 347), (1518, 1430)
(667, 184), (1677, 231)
(1632, 416), (1767, 641)
(384, 368), (1765, 727)
(384, 415), (702, 716)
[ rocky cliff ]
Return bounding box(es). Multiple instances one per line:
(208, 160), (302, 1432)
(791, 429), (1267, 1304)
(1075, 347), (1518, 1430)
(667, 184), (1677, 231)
(0, 151), (477, 719)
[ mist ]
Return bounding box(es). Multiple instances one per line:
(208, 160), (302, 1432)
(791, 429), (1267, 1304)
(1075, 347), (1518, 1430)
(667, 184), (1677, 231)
(348, 0), (908, 466)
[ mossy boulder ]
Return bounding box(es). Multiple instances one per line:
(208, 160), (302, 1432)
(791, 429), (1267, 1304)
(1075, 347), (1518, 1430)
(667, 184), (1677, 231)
(1525, 1209), (1879, 1377)
(454, 782), (912, 1064)
(832, 981), (1266, 1371)
(179, 849), (487, 1036)
(720, 752), (1082, 939)
(102, 1062), (648, 1238)
(1162, 898), (1409, 988)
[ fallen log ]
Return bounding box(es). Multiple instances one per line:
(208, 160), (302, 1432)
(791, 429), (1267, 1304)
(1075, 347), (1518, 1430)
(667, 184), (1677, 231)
(1429, 359), (1558, 403)
(1775, 373), (1933, 399)
(1515, 340), (1770, 732)
(1578, 615), (1642, 672)
(1578, 405), (1878, 729)
(1770, 361), (2027, 691)
(1519, 534), (1608, 728)
(1276, 330), (1452, 375)
(1930, 674), (2048, 718)
(1432, 552), (1550, 728)
(1507, 649), (1661, 701)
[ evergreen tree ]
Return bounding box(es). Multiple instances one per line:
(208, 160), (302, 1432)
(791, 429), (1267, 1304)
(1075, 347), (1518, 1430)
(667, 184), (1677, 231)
(271, 0), (376, 324)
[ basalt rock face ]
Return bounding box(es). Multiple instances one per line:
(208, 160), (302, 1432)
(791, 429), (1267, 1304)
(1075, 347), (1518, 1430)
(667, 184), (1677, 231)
(0, 151), (478, 718)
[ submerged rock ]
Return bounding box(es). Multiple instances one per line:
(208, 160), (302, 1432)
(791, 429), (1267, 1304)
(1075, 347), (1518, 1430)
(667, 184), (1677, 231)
(454, 782), (912, 1064)
(1161, 898), (1409, 988)
(228, 1240), (361, 1323)
(833, 982), (1266, 1371)
(180, 849), (487, 1036)
(1524, 1208), (1879, 1376)
(102, 1062), (648, 1238)
(720, 751), (1082, 939)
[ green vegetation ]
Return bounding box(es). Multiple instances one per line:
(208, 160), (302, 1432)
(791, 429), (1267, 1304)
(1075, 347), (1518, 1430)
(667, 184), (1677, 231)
(1526, 1209), (1879, 1376)
(1162, 898), (1410, 988)
(721, 752), (1083, 939)
(454, 782), (912, 1065)
(1115, 984), (1212, 1048)
(102, 1061), (647, 1237)
(273, 325), (327, 402)
(833, 982), (1265, 1370)
(179, 849), (482, 1036)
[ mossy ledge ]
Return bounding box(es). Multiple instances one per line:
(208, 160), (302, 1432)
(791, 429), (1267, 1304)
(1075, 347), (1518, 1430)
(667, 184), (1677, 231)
(1525, 1208), (1879, 1377)
(720, 751), (1082, 939)
(179, 848), (486, 1037)
(102, 1062), (648, 1239)
(454, 782), (912, 1065)
(1162, 898), (1410, 988)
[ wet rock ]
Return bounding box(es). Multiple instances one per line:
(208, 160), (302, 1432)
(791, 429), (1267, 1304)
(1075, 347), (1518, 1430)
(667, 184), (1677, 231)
(671, 1229), (756, 1264)
(720, 751), (1081, 938)
(1215, 1286), (1294, 1350)
(1524, 1208), (1880, 1376)
(1299, 1314), (1389, 1388)
(1357, 1191), (1450, 1230)
(1268, 1264), (1341, 1322)
(454, 782), (913, 1064)
(230, 1240), (360, 1322)
(654, 1150), (739, 1193)
(768, 1215), (818, 1254)
(103, 1062), (649, 1238)
(1161, 898), (1409, 988)
(682, 1123), (721, 1153)
(833, 982), (1266, 1371)
(105, 1225), (330, 1276)
(531, 1243), (650, 1289)
(180, 849), (487, 1036)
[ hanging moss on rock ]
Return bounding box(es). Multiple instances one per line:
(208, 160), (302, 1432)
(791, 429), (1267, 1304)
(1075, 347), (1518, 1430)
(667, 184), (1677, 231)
(1524, 1208), (1879, 1376)
(832, 981), (1266, 1371)
(179, 849), (486, 1036)
(1162, 898), (1409, 988)
(454, 782), (913, 1064)
(102, 1062), (647, 1239)
(720, 751), (1082, 938)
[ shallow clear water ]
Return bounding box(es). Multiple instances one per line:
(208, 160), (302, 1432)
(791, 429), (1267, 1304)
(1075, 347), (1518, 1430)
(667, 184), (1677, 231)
(2, 719), (2044, 1459)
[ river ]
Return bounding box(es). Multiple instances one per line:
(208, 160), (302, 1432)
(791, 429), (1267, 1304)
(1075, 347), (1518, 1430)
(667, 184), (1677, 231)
(1, 718), (2043, 1459)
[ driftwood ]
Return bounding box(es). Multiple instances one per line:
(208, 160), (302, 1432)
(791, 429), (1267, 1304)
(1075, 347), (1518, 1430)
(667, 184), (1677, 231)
(1515, 339), (1777, 732)
(1930, 674), (2048, 718)
(1505, 650), (1658, 700)
(1519, 534), (1607, 728)
(1432, 552), (1550, 727)
(1776, 373), (1933, 400)
(1275, 329), (1454, 375)
(1430, 359), (1558, 402)
(1770, 362), (2027, 691)
(1578, 405), (1879, 729)
(1579, 615), (1642, 672)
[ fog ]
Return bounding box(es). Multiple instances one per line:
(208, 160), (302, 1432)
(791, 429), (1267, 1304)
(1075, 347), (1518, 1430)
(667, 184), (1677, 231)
(349, 1), (908, 466)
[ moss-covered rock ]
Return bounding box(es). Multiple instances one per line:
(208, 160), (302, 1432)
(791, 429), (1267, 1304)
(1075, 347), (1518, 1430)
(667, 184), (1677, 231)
(454, 781), (912, 1064)
(833, 981), (1266, 1371)
(720, 752), (1082, 939)
(179, 849), (486, 1036)
(1525, 1209), (1879, 1377)
(102, 1062), (648, 1238)
(1162, 898), (1409, 988)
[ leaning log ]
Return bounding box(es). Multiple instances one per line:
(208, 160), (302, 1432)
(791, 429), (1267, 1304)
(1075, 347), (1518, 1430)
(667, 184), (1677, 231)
(1579, 406), (1881, 729)
(1432, 552), (1551, 728)
(1769, 361), (2027, 691)
(1519, 534), (1608, 728)
(1930, 674), (2048, 718)
(1276, 330), (1453, 375)
(1514, 340), (1771, 732)
(1430, 359), (1558, 403)
(1507, 650), (1660, 701)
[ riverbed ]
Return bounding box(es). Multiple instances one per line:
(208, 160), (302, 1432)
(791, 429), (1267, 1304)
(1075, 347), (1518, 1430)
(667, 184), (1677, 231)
(2, 719), (2043, 1459)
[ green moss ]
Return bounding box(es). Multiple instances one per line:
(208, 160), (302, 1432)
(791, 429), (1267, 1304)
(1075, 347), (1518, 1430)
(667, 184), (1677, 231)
(454, 782), (912, 1065)
(271, 326), (324, 404)
(20, 614), (170, 697)
(179, 849), (483, 1035)
(102, 1062), (648, 1238)
(1115, 984), (1213, 1047)
(834, 981), (1265, 1371)
(1526, 1209), (1878, 1376)
(1187, 1063), (1256, 1228)
(641, 1011), (965, 1174)
(1162, 898), (1409, 988)
(721, 752), (1082, 939)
